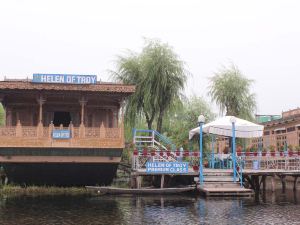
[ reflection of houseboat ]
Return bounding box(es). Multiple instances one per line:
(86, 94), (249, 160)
(0, 74), (135, 186)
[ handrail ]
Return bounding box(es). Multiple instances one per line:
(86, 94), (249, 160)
(236, 156), (244, 187)
(133, 129), (176, 151)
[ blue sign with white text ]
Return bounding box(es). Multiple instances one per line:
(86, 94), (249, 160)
(146, 162), (189, 174)
(32, 74), (97, 84)
(52, 130), (71, 139)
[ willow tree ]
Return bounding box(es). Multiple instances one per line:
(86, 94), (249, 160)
(208, 64), (256, 120)
(0, 104), (4, 126)
(113, 39), (187, 132)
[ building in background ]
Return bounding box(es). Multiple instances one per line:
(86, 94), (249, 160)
(253, 108), (300, 150)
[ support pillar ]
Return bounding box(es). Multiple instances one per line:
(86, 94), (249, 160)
(281, 175), (286, 193)
(271, 175), (276, 192)
(6, 108), (12, 126)
(79, 97), (87, 138)
(293, 176), (298, 191)
(262, 175), (266, 192)
(136, 176), (142, 189)
(161, 175), (165, 189)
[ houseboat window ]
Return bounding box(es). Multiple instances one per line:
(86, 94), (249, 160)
(53, 111), (71, 127)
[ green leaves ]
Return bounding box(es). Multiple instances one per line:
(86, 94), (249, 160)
(0, 104), (4, 126)
(208, 64), (256, 121)
(112, 39), (187, 132)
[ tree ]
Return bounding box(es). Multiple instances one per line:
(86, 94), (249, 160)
(0, 104), (4, 126)
(113, 39), (187, 132)
(163, 95), (215, 149)
(208, 64), (256, 120)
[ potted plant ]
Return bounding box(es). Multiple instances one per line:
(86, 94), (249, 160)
(166, 144), (171, 156)
(262, 147), (267, 157)
(288, 144), (294, 157)
(253, 147), (258, 157)
(150, 149), (156, 156)
(237, 145), (242, 156)
(246, 147), (251, 156)
(270, 145), (276, 157)
(182, 149), (188, 157)
(296, 146), (300, 156)
(193, 165), (199, 171)
(142, 143), (148, 156)
(279, 145), (284, 156)
(133, 148), (139, 156)
(159, 150), (164, 157)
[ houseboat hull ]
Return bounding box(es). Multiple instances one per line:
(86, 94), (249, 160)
(0, 147), (123, 186)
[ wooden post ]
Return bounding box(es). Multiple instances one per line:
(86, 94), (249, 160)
(161, 175), (165, 189)
(79, 97), (87, 138)
(271, 175), (276, 192)
(262, 175), (266, 192)
(100, 122), (105, 139)
(16, 120), (22, 137)
(281, 175), (286, 193)
(6, 108), (12, 126)
(293, 176), (298, 191)
(136, 176), (142, 189)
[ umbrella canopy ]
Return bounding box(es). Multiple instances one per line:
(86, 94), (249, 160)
(189, 116), (264, 140)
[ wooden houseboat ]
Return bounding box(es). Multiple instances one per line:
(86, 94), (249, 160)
(0, 74), (135, 186)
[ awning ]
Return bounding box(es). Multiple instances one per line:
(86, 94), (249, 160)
(189, 116), (264, 140)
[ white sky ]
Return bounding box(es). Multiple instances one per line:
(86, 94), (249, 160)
(0, 0), (299, 115)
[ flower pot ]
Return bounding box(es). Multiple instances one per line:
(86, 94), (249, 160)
(298, 151), (300, 156)
(167, 151), (171, 157)
(133, 150), (138, 156)
(237, 151), (242, 156)
(280, 152), (284, 156)
(183, 151), (189, 157)
(262, 152), (267, 156)
(151, 151), (156, 156)
(288, 151), (293, 157)
(176, 151), (180, 156)
(246, 152), (250, 156)
(193, 165), (199, 171)
(254, 152), (258, 157)
(159, 152), (164, 157)
(142, 149), (148, 156)
(271, 152), (275, 157)
(193, 152), (199, 157)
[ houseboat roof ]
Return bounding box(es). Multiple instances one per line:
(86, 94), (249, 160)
(0, 79), (135, 95)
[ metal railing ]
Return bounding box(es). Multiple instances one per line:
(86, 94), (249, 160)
(133, 129), (176, 151)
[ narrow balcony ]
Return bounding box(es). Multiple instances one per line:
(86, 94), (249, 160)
(0, 121), (124, 149)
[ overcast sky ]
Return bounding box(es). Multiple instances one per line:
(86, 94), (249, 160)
(0, 0), (299, 115)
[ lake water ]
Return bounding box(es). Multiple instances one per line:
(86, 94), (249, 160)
(0, 190), (299, 225)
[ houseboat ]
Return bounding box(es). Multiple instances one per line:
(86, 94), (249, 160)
(0, 74), (135, 186)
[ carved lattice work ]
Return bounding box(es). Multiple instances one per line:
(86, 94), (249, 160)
(0, 127), (16, 136)
(22, 127), (37, 137)
(85, 128), (100, 138)
(105, 128), (120, 138)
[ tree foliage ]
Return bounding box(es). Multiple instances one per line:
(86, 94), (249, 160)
(208, 64), (256, 120)
(162, 95), (215, 149)
(113, 39), (187, 132)
(0, 104), (5, 126)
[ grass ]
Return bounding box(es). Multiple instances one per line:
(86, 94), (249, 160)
(0, 184), (91, 196)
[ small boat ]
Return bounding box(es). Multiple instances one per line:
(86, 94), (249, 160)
(85, 186), (195, 195)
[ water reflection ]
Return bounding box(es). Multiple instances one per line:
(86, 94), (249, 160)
(0, 190), (299, 225)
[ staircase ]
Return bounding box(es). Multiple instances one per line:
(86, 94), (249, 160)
(198, 169), (254, 197)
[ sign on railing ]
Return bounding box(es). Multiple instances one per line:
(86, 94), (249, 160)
(32, 74), (97, 84)
(146, 162), (189, 174)
(52, 130), (71, 139)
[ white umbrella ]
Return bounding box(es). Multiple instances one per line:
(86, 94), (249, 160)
(189, 116), (264, 140)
